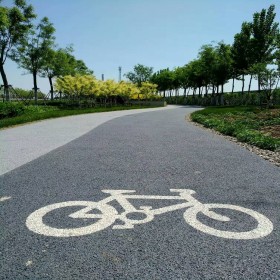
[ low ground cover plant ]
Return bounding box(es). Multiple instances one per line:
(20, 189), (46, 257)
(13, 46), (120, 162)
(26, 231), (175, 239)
(191, 106), (280, 151)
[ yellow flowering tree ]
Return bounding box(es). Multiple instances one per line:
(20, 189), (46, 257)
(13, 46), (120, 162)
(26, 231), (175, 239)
(117, 81), (139, 102)
(55, 75), (162, 105)
(139, 82), (158, 100)
(55, 75), (98, 98)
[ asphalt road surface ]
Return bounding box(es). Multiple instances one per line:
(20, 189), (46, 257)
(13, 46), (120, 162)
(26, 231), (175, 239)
(1, 106), (280, 280)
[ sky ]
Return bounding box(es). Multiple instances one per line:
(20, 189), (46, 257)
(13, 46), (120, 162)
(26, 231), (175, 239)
(1, 0), (280, 94)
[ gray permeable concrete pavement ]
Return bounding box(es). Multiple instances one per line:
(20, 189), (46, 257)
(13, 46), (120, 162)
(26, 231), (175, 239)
(1, 106), (280, 279)
(0, 106), (178, 176)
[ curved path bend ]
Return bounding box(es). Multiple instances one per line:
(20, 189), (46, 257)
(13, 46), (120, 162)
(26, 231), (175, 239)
(0, 106), (177, 175)
(1, 106), (279, 280)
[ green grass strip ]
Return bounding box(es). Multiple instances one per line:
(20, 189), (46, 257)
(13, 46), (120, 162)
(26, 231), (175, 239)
(0, 105), (163, 129)
(191, 106), (280, 151)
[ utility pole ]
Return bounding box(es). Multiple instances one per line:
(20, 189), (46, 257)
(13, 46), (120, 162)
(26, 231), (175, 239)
(118, 66), (122, 82)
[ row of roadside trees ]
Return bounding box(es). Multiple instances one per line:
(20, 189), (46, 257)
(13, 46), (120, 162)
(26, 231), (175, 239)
(149, 5), (280, 105)
(0, 0), (92, 103)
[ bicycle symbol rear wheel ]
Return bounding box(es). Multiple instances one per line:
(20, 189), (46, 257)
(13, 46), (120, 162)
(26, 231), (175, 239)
(26, 201), (118, 237)
(183, 203), (273, 239)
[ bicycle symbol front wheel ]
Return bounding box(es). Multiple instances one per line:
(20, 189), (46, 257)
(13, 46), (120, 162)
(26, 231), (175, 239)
(26, 201), (118, 237)
(184, 203), (273, 239)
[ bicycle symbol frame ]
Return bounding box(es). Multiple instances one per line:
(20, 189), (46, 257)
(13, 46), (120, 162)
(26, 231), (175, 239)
(26, 189), (273, 239)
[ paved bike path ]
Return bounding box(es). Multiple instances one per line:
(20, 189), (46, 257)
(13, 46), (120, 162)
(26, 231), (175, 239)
(0, 106), (177, 176)
(1, 107), (280, 279)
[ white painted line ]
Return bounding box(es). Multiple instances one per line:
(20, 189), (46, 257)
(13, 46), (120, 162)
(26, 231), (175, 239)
(0, 196), (12, 202)
(25, 260), (33, 267)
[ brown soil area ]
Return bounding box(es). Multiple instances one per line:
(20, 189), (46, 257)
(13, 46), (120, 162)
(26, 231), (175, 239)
(261, 125), (280, 138)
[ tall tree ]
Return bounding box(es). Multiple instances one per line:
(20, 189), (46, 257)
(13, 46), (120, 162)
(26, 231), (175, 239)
(250, 5), (279, 93)
(12, 17), (55, 103)
(214, 42), (232, 104)
(0, 0), (35, 100)
(124, 64), (153, 87)
(198, 44), (217, 96)
(231, 22), (253, 94)
(173, 65), (190, 97)
(72, 59), (93, 75)
(187, 59), (204, 96)
(38, 47), (94, 100)
(39, 47), (70, 100)
(150, 68), (173, 98)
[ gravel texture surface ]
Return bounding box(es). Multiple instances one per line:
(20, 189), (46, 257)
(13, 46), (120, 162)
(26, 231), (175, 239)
(1, 106), (280, 280)
(0, 106), (176, 175)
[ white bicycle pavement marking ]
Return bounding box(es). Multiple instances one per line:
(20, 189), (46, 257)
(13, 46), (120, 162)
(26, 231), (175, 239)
(0, 196), (12, 202)
(0, 106), (177, 176)
(26, 189), (273, 239)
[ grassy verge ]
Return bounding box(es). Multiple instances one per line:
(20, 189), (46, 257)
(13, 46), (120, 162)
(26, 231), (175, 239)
(191, 106), (280, 151)
(0, 105), (163, 129)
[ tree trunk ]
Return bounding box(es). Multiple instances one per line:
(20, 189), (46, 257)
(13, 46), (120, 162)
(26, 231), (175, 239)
(220, 84), (224, 105)
(183, 88), (186, 97)
(205, 85), (208, 97)
(216, 85), (219, 105)
(248, 75), (253, 94)
(231, 77), (235, 93)
(0, 63), (9, 101)
(258, 75), (261, 105)
(211, 84), (215, 105)
(33, 71), (38, 104)
(241, 74), (245, 94)
(48, 76), (54, 100)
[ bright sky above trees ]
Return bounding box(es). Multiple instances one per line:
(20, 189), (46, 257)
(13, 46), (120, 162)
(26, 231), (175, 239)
(2, 0), (280, 93)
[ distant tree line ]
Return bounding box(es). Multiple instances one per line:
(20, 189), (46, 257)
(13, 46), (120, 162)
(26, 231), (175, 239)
(2, 2), (280, 106)
(0, 0), (92, 103)
(125, 5), (280, 106)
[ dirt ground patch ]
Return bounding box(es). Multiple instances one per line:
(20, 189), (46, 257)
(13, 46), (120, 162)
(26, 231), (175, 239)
(261, 125), (280, 138)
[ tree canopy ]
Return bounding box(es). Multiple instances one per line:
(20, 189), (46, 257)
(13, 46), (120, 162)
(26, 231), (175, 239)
(125, 64), (153, 87)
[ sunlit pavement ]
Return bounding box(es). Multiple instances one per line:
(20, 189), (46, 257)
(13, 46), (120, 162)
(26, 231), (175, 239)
(1, 106), (279, 279)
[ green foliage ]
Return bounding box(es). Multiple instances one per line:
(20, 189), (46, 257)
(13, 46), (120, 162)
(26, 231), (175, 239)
(191, 106), (280, 151)
(150, 68), (174, 96)
(11, 16), (56, 102)
(0, 0), (36, 64)
(55, 75), (160, 102)
(166, 89), (280, 106)
(12, 17), (56, 74)
(0, 102), (57, 119)
(0, 102), (25, 118)
(125, 64), (153, 87)
(0, 0), (36, 101)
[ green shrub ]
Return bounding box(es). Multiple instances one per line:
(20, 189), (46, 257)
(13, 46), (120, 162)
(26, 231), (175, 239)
(0, 102), (25, 119)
